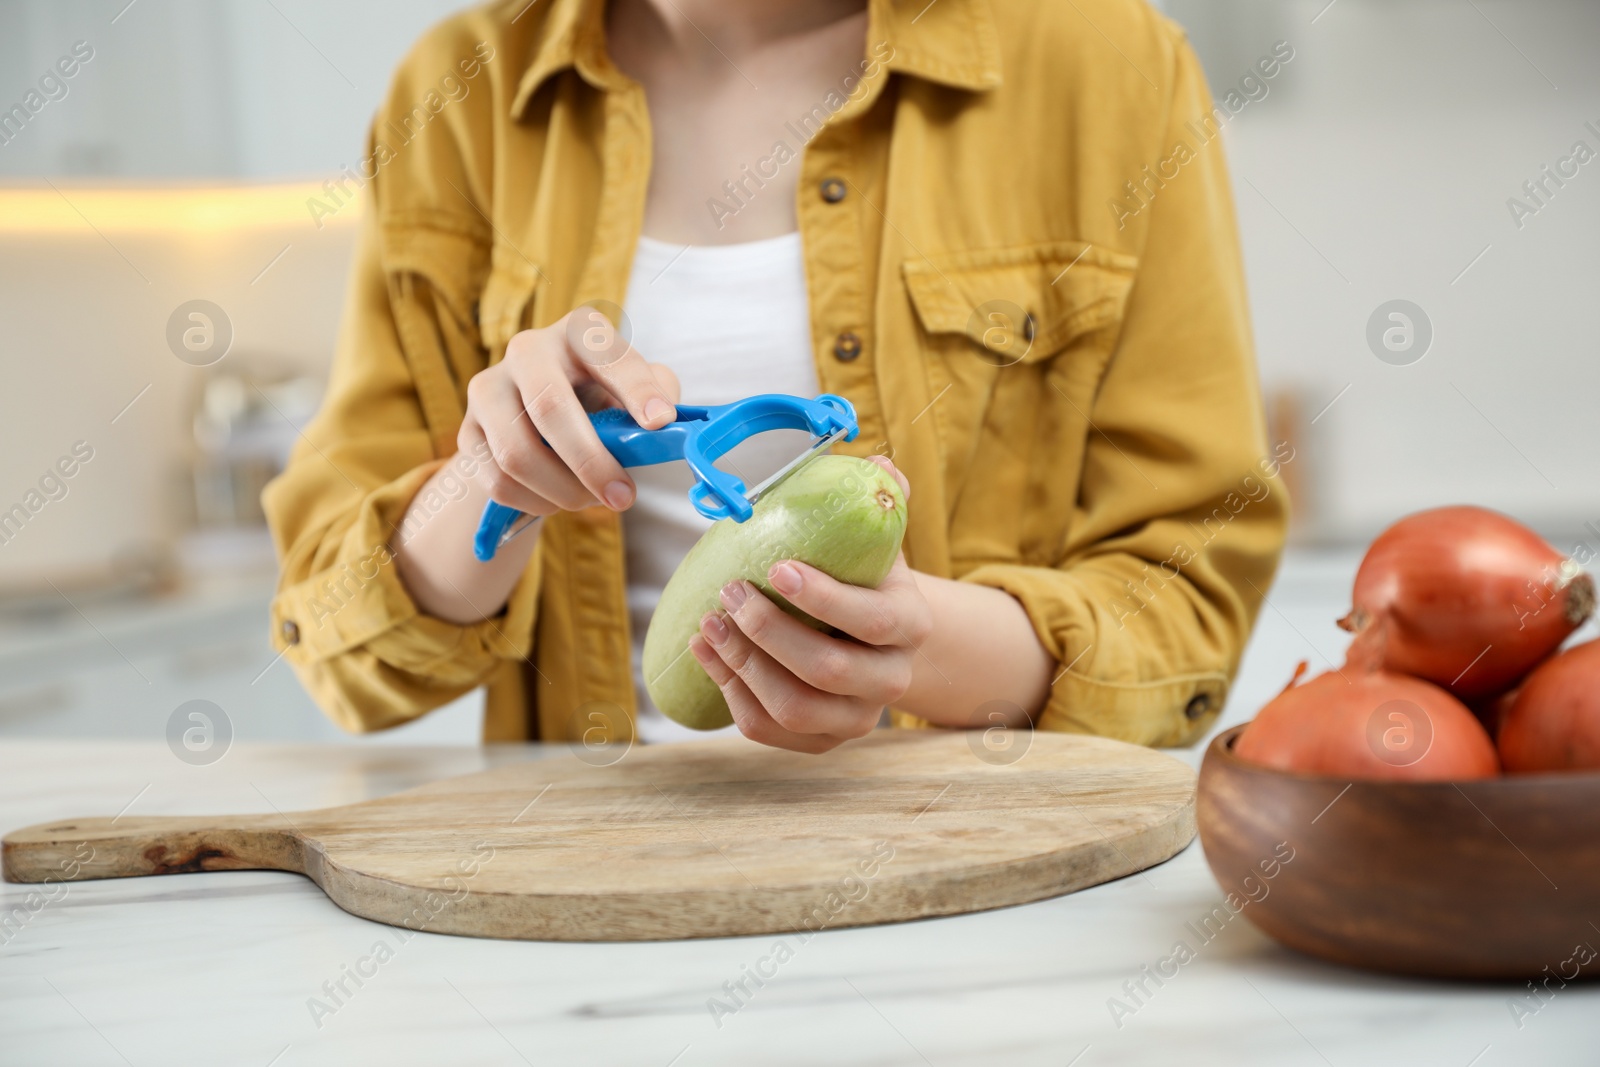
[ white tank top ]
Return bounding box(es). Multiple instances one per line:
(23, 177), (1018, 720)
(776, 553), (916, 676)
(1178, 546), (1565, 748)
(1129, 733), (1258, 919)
(619, 233), (820, 743)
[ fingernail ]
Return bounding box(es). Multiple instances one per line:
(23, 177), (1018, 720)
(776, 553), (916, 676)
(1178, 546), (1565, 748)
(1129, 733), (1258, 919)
(689, 636), (715, 664)
(720, 581), (748, 610)
(701, 613), (730, 645)
(769, 562), (801, 597)
(604, 481), (634, 510)
(644, 398), (674, 424)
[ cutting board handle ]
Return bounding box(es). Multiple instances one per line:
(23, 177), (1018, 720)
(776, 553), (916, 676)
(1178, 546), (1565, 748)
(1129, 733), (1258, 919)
(3, 815), (305, 883)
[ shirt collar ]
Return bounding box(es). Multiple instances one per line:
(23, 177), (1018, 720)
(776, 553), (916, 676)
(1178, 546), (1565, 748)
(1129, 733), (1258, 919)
(868, 0), (1001, 92)
(510, 0), (1000, 119)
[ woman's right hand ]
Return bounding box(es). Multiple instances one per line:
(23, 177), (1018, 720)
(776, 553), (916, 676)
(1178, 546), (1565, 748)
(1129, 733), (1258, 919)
(459, 307), (680, 517)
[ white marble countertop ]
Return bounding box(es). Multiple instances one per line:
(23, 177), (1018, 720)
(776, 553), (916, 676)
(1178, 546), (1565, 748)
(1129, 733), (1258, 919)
(2, 739), (1595, 1066)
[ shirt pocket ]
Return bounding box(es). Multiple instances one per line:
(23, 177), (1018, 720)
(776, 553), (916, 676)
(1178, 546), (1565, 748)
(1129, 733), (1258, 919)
(900, 241), (1138, 566)
(902, 240), (1137, 365)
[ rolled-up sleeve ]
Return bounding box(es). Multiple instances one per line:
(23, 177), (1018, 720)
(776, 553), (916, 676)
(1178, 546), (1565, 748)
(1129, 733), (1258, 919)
(261, 203), (540, 735)
(958, 32), (1289, 747)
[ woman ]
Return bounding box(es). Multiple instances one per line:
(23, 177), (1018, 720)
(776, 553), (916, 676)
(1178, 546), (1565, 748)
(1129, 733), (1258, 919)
(263, 0), (1289, 752)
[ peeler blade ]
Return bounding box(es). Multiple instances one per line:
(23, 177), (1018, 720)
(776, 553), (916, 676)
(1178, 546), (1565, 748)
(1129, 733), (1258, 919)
(742, 424), (852, 509)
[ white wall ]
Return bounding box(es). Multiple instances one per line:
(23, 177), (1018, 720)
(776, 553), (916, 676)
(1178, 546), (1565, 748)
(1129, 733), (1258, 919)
(0, 0), (467, 586)
(0, 0), (468, 179)
(0, 190), (360, 585)
(1172, 0), (1600, 541)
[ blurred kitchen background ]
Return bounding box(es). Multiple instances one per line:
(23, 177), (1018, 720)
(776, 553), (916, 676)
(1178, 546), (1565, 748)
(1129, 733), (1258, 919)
(0, 0), (1596, 746)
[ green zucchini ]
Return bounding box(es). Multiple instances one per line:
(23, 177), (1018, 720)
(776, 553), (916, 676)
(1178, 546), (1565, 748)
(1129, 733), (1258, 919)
(642, 455), (907, 729)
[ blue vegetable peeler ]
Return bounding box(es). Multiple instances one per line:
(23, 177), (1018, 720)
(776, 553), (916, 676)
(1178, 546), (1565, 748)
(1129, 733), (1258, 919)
(471, 393), (859, 562)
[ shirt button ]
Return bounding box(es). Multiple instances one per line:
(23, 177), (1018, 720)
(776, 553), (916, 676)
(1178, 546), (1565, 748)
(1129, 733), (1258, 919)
(819, 178), (847, 203)
(1184, 693), (1212, 720)
(281, 619), (300, 646)
(833, 331), (863, 362)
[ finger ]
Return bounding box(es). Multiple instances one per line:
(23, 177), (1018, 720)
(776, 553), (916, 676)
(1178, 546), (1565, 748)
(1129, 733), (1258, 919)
(766, 556), (932, 648)
(463, 377), (596, 512)
(572, 379), (615, 412)
(866, 454), (911, 501)
(561, 308), (676, 429)
(697, 610), (876, 739)
(689, 634), (844, 754)
(587, 363), (677, 413)
(457, 416), (562, 515)
(719, 580), (909, 702)
(649, 362), (681, 405)
(507, 349), (635, 511)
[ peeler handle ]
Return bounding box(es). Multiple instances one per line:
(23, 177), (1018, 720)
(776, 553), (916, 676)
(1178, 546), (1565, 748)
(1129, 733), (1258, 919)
(470, 394), (858, 562)
(473, 501), (530, 563)
(471, 407), (681, 563)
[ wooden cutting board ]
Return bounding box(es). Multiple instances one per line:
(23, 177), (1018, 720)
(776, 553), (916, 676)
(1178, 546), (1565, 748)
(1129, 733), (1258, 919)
(2, 731), (1195, 941)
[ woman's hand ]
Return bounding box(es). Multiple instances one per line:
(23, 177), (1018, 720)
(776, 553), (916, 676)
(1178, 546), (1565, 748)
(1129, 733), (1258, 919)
(459, 308), (680, 517)
(395, 308), (677, 624)
(688, 459), (933, 753)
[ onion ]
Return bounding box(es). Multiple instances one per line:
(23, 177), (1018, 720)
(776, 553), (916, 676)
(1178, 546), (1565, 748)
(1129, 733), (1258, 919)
(1235, 661), (1499, 780)
(1338, 506), (1594, 700)
(1466, 687), (1520, 739)
(1497, 639), (1600, 772)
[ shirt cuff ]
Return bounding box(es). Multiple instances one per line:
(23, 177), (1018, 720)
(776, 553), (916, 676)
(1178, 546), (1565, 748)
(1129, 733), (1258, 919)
(949, 560), (1229, 746)
(269, 462), (537, 680)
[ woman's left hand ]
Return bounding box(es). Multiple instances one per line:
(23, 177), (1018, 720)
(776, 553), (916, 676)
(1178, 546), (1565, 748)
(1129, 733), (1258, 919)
(687, 460), (932, 753)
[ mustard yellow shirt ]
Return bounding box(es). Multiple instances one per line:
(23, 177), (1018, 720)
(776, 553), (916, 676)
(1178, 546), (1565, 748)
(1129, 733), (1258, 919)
(262, 0), (1289, 746)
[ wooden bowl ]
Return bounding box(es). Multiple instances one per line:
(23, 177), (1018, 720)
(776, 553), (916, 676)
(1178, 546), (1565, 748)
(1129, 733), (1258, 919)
(1198, 724), (1600, 980)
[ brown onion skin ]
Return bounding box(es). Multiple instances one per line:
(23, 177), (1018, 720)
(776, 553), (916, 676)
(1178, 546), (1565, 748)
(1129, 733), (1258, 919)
(1340, 507), (1594, 701)
(1236, 667), (1500, 781)
(1497, 640), (1600, 772)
